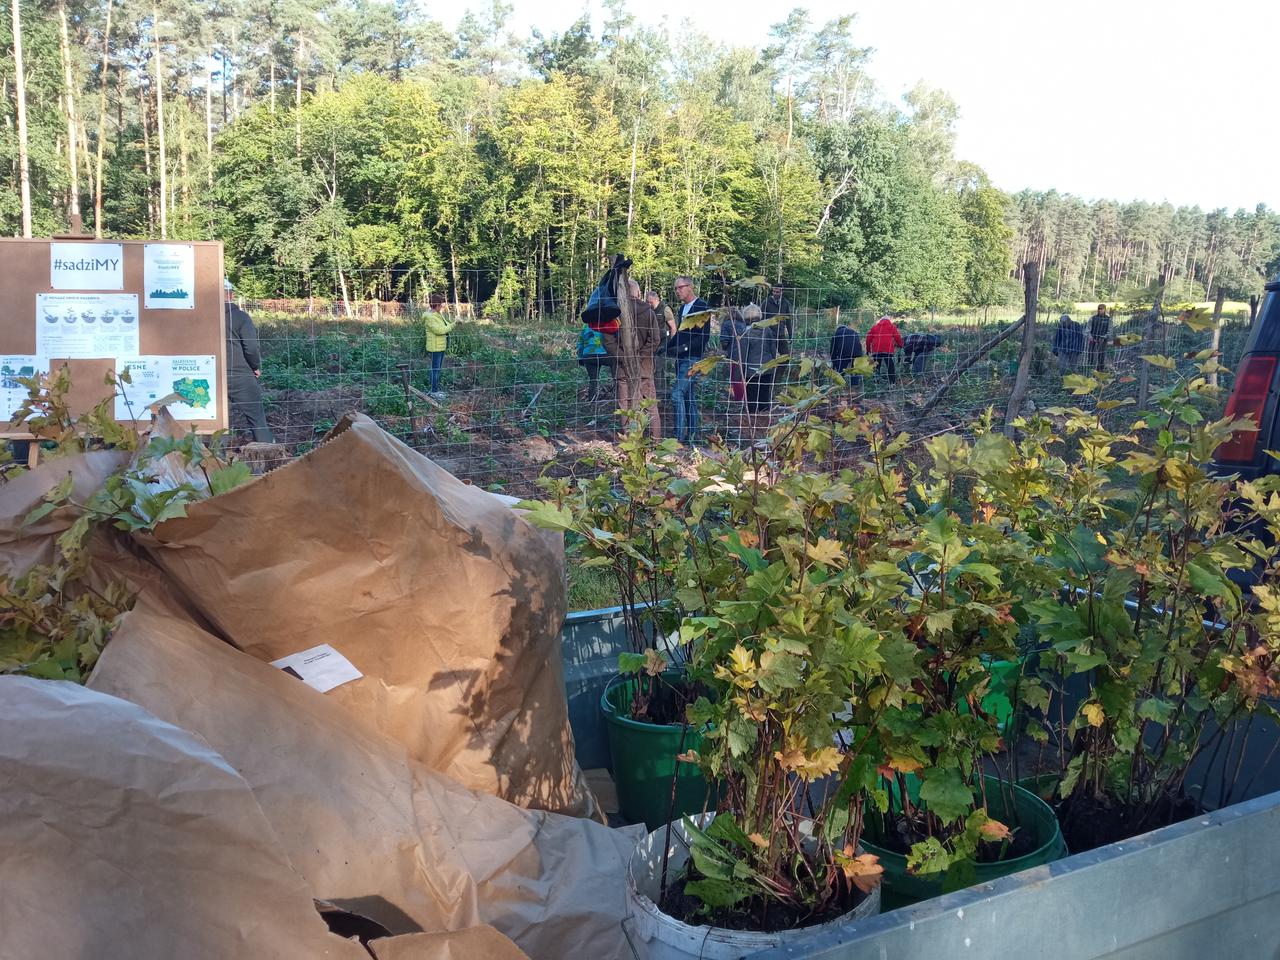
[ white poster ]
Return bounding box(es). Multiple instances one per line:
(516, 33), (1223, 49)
(143, 243), (196, 309)
(1, 355), (49, 421)
(36, 293), (140, 358)
(50, 242), (124, 290)
(115, 355), (217, 422)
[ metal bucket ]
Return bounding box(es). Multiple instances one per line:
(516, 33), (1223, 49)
(624, 814), (881, 960)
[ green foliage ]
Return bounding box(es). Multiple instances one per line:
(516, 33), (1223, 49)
(0, 370), (253, 682)
(525, 313), (1280, 921)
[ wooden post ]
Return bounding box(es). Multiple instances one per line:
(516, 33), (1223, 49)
(1136, 272), (1167, 409)
(1003, 262), (1040, 437)
(1209, 286), (1226, 389)
(616, 258), (639, 429)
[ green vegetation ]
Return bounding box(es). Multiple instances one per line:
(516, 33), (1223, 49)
(523, 316), (1280, 923)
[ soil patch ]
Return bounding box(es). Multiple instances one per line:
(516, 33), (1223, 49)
(1059, 792), (1202, 854)
(664, 872), (868, 933)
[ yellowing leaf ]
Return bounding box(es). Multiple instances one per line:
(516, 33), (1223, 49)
(748, 832), (769, 849)
(806, 537), (846, 567)
(643, 648), (667, 677)
(1082, 702), (1105, 727)
(729, 644), (755, 676)
(837, 852), (884, 894)
(675, 750), (700, 764)
(887, 755), (923, 775)
(979, 818), (1012, 841)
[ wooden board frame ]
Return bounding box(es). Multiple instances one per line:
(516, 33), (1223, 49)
(1, 237), (228, 438)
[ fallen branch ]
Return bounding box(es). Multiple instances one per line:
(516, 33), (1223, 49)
(909, 314), (1026, 429)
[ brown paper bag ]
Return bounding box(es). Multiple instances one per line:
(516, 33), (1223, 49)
(88, 605), (644, 960)
(370, 928), (528, 960)
(0, 675), (369, 960)
(136, 414), (598, 819)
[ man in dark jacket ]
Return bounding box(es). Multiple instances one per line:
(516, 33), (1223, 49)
(224, 280), (274, 443)
(762, 284), (794, 355)
(664, 276), (712, 444)
(1052, 314), (1086, 372)
(1088, 304), (1112, 371)
(617, 279), (664, 438)
(903, 332), (943, 375)
(830, 324), (864, 389)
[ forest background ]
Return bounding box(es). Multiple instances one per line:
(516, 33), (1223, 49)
(5, 0), (1279, 317)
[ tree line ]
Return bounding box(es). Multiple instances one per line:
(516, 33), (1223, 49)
(3, 0), (1277, 318)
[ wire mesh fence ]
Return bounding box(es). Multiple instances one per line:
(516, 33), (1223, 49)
(233, 275), (1253, 497)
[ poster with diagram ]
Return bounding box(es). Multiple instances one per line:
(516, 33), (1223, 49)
(143, 243), (196, 309)
(115, 355), (217, 422)
(1, 355), (49, 421)
(36, 293), (140, 358)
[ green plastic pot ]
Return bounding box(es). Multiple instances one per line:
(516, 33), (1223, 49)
(862, 775), (1067, 911)
(953, 657), (1020, 734)
(601, 674), (713, 831)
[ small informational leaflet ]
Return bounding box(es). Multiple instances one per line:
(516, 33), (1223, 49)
(1, 355), (49, 421)
(50, 242), (124, 290)
(36, 293), (140, 358)
(270, 644), (363, 693)
(143, 243), (196, 309)
(115, 354), (217, 422)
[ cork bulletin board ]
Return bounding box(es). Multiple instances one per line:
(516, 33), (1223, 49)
(0, 237), (228, 438)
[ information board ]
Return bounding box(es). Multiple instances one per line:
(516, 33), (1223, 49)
(0, 238), (227, 437)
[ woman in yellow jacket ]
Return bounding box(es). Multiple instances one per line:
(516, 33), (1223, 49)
(423, 292), (458, 397)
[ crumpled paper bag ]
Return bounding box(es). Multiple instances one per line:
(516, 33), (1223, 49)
(88, 604), (643, 960)
(0, 675), (368, 960)
(135, 413), (598, 820)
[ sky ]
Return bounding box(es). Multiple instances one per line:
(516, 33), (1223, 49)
(443, 0), (1279, 212)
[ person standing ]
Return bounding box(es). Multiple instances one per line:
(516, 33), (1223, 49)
(1052, 313), (1085, 373)
(830, 323), (864, 383)
(762, 283), (794, 356)
(865, 315), (904, 384)
(224, 280), (274, 443)
(740, 304), (779, 421)
(1088, 304), (1112, 371)
(720, 307), (748, 403)
(577, 322), (614, 401)
(616, 279), (663, 438)
(665, 275), (711, 445)
(423, 292), (458, 397)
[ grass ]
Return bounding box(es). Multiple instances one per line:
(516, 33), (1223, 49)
(567, 563), (619, 612)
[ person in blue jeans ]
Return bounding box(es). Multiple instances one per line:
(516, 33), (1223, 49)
(423, 292), (457, 397)
(664, 276), (711, 444)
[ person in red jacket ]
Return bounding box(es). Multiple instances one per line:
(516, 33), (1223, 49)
(865, 315), (905, 383)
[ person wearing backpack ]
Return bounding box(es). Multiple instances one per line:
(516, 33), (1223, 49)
(423, 293), (458, 398)
(663, 276), (712, 445)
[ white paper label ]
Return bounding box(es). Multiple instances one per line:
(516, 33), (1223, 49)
(143, 243), (196, 309)
(1, 355), (49, 421)
(115, 355), (217, 422)
(270, 644), (363, 693)
(36, 293), (140, 358)
(50, 242), (124, 290)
